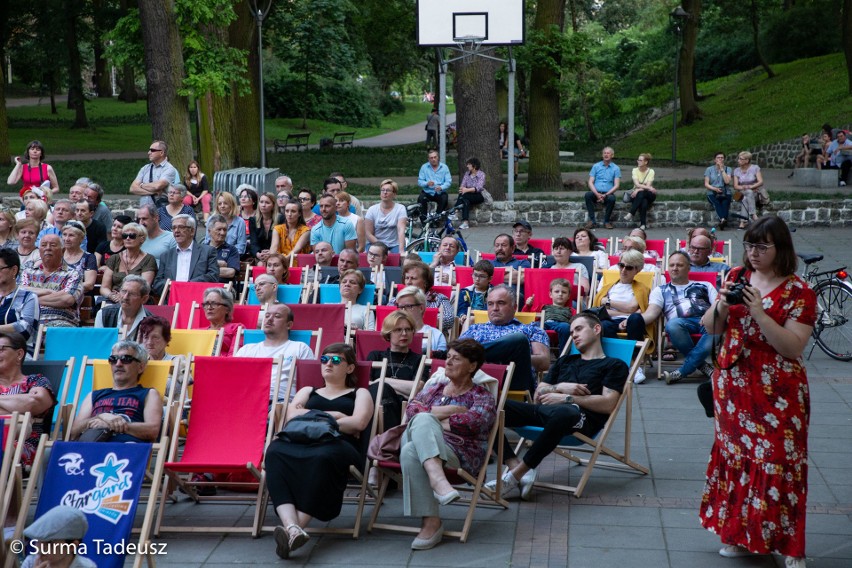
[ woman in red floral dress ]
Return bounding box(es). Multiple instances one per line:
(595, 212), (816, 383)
(700, 216), (815, 568)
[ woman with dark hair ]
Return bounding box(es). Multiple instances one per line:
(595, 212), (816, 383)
(183, 160), (211, 223)
(298, 188), (321, 229)
(250, 192), (280, 263)
(264, 253), (290, 285)
(7, 140), (60, 201)
(271, 199), (311, 257)
(454, 157), (486, 230)
(392, 261), (454, 335)
(138, 315), (178, 362)
(572, 227), (609, 270)
(699, 216), (814, 568)
(95, 214), (133, 269)
(265, 343), (373, 559)
(399, 338), (495, 550)
(0, 331), (56, 466)
(546, 236), (590, 293)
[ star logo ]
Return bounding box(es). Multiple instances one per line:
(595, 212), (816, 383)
(90, 453), (128, 486)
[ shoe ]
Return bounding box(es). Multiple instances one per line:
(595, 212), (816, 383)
(841, 181), (847, 187)
(623, 212), (633, 222)
(188, 473), (216, 496)
(663, 370), (683, 385)
(519, 468), (538, 501)
(718, 219), (727, 230)
(639, 224), (646, 230)
(286, 524), (310, 553)
(788, 171), (794, 178)
(785, 556), (806, 568)
(433, 489), (460, 506)
(273, 525), (290, 559)
(584, 221), (597, 230)
(412, 524), (444, 550)
(459, 221), (469, 230)
(448, 213), (458, 221)
(719, 544), (756, 558)
(738, 222), (747, 230)
(485, 469), (520, 499)
(700, 362), (715, 378)
(633, 367), (646, 384)
(604, 223), (614, 230)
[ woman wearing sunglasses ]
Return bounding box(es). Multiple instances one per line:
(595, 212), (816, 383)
(265, 343), (373, 559)
(201, 288), (242, 358)
(592, 249), (654, 383)
(100, 222), (157, 304)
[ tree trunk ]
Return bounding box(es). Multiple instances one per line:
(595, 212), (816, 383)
(0, 51), (9, 164)
(138, 0), (193, 174)
(515, 66), (529, 138)
(64, 0), (88, 127)
(229, 0), (261, 167)
(451, 56), (503, 199)
(92, 0), (113, 97)
(569, 0), (595, 142)
(678, 0), (703, 124)
(751, 0), (775, 78)
(118, 64), (138, 103)
(843, 0), (852, 94)
(527, 0), (565, 191)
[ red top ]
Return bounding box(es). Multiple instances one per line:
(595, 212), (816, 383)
(19, 163), (50, 198)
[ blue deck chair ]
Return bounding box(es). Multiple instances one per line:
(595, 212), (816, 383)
(246, 283), (304, 305)
(316, 283), (376, 305)
(417, 251), (467, 265)
(511, 337), (650, 497)
(238, 328), (320, 355)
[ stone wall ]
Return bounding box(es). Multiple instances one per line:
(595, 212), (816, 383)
(735, 124), (852, 169)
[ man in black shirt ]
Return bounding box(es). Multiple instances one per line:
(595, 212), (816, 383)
(512, 220), (546, 265)
(486, 312), (629, 500)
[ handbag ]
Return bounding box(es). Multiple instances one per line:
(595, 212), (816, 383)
(583, 306), (612, 321)
(278, 409), (340, 444)
(367, 423), (406, 461)
(78, 427), (114, 442)
(622, 191), (632, 203)
(480, 188), (494, 205)
(732, 189), (744, 202)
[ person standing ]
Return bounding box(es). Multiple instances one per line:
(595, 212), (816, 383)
(704, 152), (733, 230)
(130, 140), (179, 207)
(699, 216), (814, 568)
(425, 108), (440, 149)
(365, 179), (408, 253)
(417, 150), (452, 224)
(584, 147), (620, 230)
(7, 140), (60, 200)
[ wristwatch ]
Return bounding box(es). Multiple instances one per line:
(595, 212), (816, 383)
(564, 395), (574, 405)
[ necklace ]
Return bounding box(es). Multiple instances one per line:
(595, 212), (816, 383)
(387, 350), (412, 379)
(123, 249), (142, 271)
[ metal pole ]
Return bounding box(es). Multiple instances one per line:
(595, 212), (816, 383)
(257, 10), (266, 168)
(438, 53), (447, 165)
(507, 49), (515, 203)
(671, 26), (679, 166)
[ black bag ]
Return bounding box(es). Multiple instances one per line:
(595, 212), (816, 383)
(78, 427), (114, 442)
(278, 409), (340, 444)
(583, 306), (612, 322)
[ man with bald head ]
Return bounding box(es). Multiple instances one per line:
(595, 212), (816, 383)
(21, 234), (84, 327)
(319, 247), (359, 285)
(688, 234), (730, 275)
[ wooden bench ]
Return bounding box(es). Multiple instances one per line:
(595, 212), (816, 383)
(273, 132), (311, 152)
(332, 131), (356, 148)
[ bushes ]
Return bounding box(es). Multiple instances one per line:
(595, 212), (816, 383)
(763, 3), (841, 64)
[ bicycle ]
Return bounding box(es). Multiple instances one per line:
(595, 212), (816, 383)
(404, 203), (469, 254)
(797, 252), (852, 361)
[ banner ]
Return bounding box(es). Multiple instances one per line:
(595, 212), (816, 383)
(34, 441), (152, 568)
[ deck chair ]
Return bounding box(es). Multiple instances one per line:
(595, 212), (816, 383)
(259, 359), (387, 538)
(315, 283), (377, 305)
(455, 266), (506, 288)
(288, 303), (347, 353)
(250, 265), (303, 284)
(294, 253), (341, 268)
(145, 303), (179, 328)
(244, 283), (305, 305)
(167, 328), (222, 358)
(523, 268), (578, 312)
(376, 304), (441, 332)
(353, 329), (424, 361)
(21, 359), (75, 441)
(0, 411), (32, 554)
(155, 356), (281, 537)
(511, 337), (650, 498)
(569, 255), (598, 300)
(462, 309), (539, 335)
(655, 271), (719, 378)
(11, 438), (167, 568)
(187, 302), (262, 330)
(160, 281), (227, 328)
(368, 361), (515, 543)
(527, 238), (554, 255)
(678, 238), (731, 265)
(233, 328), (321, 356)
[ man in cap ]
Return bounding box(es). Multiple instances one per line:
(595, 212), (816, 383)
(22, 505), (96, 567)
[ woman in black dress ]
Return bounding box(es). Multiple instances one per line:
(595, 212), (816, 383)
(265, 343), (373, 559)
(367, 310), (423, 428)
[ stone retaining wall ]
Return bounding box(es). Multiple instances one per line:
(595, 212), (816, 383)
(739, 124), (851, 169)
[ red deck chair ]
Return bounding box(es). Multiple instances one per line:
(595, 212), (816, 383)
(354, 329), (424, 361)
(455, 266), (506, 288)
(154, 356), (281, 537)
(144, 304), (179, 329)
(527, 238), (553, 254)
(162, 281), (226, 328)
(375, 305), (440, 330)
(477, 252), (531, 263)
(288, 303), (347, 353)
(294, 254), (340, 268)
(523, 268), (577, 312)
(252, 265), (303, 284)
(368, 360), (515, 543)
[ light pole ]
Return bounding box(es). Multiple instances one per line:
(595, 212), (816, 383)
(670, 6), (690, 166)
(250, 0), (274, 168)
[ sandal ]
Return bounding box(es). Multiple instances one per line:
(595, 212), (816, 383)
(662, 350), (677, 362)
(286, 524), (310, 553)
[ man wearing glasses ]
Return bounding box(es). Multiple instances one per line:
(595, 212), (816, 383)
(137, 204), (176, 267)
(94, 276), (153, 341)
(70, 340), (163, 443)
(688, 234), (730, 284)
(152, 214), (218, 297)
(130, 140), (179, 207)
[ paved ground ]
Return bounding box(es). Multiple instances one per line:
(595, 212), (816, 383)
(139, 227), (852, 567)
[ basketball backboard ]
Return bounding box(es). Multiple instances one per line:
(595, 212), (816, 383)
(417, 0), (525, 47)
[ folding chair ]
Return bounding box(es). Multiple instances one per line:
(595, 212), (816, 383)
(569, 255), (598, 300)
(527, 238), (553, 255)
(0, 412), (32, 548)
(155, 356), (282, 537)
(523, 268), (577, 312)
(167, 328), (223, 358)
(160, 281), (227, 328)
(244, 283), (305, 305)
(233, 328), (321, 356)
(461, 309), (538, 334)
(252, 264), (303, 284)
(259, 359), (387, 538)
(295, 254), (339, 268)
(353, 329), (424, 361)
(455, 266), (506, 288)
(678, 238), (731, 265)
(511, 338), (650, 497)
(187, 302), (262, 330)
(11, 438), (167, 568)
(288, 303), (347, 353)
(315, 283), (377, 305)
(368, 361), (515, 542)
(476, 252), (531, 264)
(22, 359), (76, 440)
(145, 303), (179, 328)
(375, 304), (441, 332)
(609, 254), (657, 267)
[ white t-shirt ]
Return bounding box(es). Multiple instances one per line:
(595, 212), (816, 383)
(649, 281), (717, 321)
(365, 203), (407, 248)
(606, 282), (635, 304)
(420, 323), (447, 353)
(235, 339), (315, 401)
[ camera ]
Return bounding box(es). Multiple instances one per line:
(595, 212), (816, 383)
(725, 277), (751, 305)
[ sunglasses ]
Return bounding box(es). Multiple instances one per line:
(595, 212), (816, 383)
(320, 355), (344, 365)
(122, 233), (138, 240)
(108, 354), (140, 365)
(617, 263), (639, 271)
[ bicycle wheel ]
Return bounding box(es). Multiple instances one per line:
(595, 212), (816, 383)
(406, 237), (442, 253)
(813, 280), (852, 361)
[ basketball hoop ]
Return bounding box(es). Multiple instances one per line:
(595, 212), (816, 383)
(452, 35), (486, 58)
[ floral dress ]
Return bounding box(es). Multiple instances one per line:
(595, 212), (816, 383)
(700, 268), (815, 557)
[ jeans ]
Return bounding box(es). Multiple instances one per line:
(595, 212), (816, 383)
(544, 321), (570, 353)
(583, 191), (615, 224)
(665, 316), (716, 375)
(600, 314), (646, 341)
(482, 333), (537, 394)
(454, 191), (485, 221)
(706, 191), (732, 222)
(629, 191), (656, 225)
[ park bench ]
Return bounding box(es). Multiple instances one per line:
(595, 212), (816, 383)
(273, 132), (311, 152)
(332, 131), (356, 148)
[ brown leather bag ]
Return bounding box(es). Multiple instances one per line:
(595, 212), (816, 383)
(367, 424), (406, 461)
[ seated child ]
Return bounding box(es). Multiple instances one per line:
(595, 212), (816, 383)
(526, 278), (573, 352)
(457, 259), (494, 326)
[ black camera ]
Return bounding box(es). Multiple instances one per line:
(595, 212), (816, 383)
(725, 277), (751, 305)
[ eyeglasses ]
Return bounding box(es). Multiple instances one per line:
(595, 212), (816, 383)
(122, 233), (138, 240)
(472, 272), (490, 280)
(743, 242), (775, 254)
(397, 303), (422, 311)
(0, 345), (18, 352)
(367, 251), (382, 258)
(298, 197), (310, 202)
(108, 354), (140, 365)
(202, 302), (227, 309)
(688, 245), (709, 252)
(320, 355), (344, 365)
(0, 265), (13, 271)
(171, 225), (190, 231)
(148, 148), (163, 153)
(617, 263), (639, 271)
(391, 327), (412, 335)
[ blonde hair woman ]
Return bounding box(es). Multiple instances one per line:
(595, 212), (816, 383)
(0, 210), (17, 250)
(100, 222), (157, 303)
(204, 192), (247, 255)
(732, 151), (764, 229)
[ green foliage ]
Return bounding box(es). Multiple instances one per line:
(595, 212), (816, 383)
(762, 2), (841, 63)
(378, 95), (405, 117)
(103, 10), (144, 73)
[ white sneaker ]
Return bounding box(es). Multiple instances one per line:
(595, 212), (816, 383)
(840, 181), (847, 187)
(718, 545), (755, 558)
(633, 367), (646, 384)
(459, 221), (470, 230)
(485, 470), (520, 499)
(785, 556), (806, 568)
(623, 213), (633, 222)
(519, 468), (537, 501)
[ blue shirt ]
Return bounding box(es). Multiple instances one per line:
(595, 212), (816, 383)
(589, 161), (621, 193)
(310, 216), (357, 252)
(704, 165), (732, 193)
(492, 257), (531, 270)
(460, 319), (549, 380)
(214, 242), (240, 282)
(418, 162), (452, 196)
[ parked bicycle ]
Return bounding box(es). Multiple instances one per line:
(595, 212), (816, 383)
(403, 203), (469, 254)
(797, 252), (852, 361)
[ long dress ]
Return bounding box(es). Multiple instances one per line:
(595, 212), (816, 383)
(700, 269), (815, 557)
(264, 389), (364, 521)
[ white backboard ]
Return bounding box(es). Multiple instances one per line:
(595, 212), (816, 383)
(417, 0), (525, 47)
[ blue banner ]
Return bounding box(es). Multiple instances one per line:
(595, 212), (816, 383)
(34, 441), (152, 568)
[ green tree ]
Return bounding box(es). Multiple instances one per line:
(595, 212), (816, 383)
(678, 0), (703, 124)
(843, 0), (852, 93)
